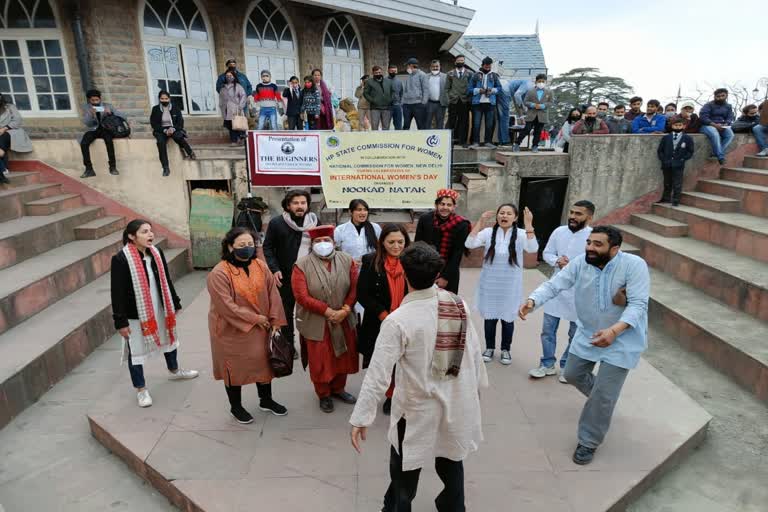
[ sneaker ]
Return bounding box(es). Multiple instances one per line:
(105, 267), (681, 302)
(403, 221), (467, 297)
(319, 397), (334, 413)
(572, 444), (596, 465)
(757, 148), (768, 157)
(169, 368), (199, 380)
(332, 391), (357, 404)
(259, 398), (288, 416)
(109, 166), (119, 175)
(531, 147), (539, 153)
(500, 350), (512, 365)
(558, 374), (568, 384)
(528, 365), (557, 378)
(137, 389), (153, 408)
(718, 158), (725, 165)
(512, 144), (521, 153)
(468, 143), (480, 150)
(485, 143), (497, 149)
(80, 167), (96, 179)
(382, 397), (392, 416)
(0, 173), (9, 185)
(230, 142), (240, 147)
(482, 349), (494, 362)
(187, 151), (197, 160)
(230, 406), (254, 424)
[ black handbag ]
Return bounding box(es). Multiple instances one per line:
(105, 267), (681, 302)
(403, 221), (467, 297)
(268, 329), (295, 378)
(101, 114), (131, 138)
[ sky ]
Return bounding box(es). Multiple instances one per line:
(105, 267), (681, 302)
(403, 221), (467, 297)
(461, 0), (768, 107)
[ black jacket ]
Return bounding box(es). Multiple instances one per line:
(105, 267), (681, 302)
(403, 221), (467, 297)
(414, 211), (470, 294)
(262, 215), (302, 279)
(283, 87), (302, 116)
(149, 104), (186, 136)
(657, 133), (694, 169)
(110, 247), (181, 330)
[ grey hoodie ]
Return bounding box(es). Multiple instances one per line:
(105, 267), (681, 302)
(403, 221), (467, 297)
(401, 69), (429, 106)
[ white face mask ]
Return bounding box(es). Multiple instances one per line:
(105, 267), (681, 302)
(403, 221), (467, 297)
(431, 70), (440, 75)
(535, 82), (546, 89)
(406, 67), (414, 75)
(312, 241), (334, 258)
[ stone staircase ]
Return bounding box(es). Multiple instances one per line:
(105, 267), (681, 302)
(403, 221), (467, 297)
(0, 171), (191, 430)
(617, 155), (768, 403)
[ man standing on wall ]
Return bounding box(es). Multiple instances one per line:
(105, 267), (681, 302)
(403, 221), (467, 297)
(513, 73), (554, 153)
(446, 54), (471, 146)
(426, 60), (448, 129)
(468, 57), (502, 149)
(401, 58), (429, 130)
(388, 64), (404, 130)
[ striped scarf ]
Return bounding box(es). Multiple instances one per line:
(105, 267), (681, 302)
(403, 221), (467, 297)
(432, 289), (467, 379)
(433, 212), (468, 260)
(122, 243), (177, 349)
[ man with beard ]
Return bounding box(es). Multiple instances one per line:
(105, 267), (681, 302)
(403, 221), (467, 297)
(215, 58), (253, 97)
(415, 189), (471, 293)
(263, 190), (318, 356)
(572, 106), (610, 135)
(624, 96), (644, 121)
(519, 226), (649, 466)
(529, 200), (594, 382)
(699, 88), (735, 165)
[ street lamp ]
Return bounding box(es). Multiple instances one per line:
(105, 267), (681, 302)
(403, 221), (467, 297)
(754, 78), (768, 102)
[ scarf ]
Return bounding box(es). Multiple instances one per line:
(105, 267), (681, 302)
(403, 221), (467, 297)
(317, 80), (334, 129)
(384, 255), (405, 312)
(432, 289), (467, 379)
(282, 211), (318, 259)
(160, 105), (173, 128)
(224, 259), (265, 310)
(122, 244), (177, 350)
(302, 252), (351, 356)
(433, 212), (468, 260)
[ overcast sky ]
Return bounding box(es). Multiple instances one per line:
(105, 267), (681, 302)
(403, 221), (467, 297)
(462, 0), (768, 106)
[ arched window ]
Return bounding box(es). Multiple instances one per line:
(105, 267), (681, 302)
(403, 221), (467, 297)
(141, 0), (216, 114)
(322, 15), (362, 101)
(0, 0), (75, 115)
(244, 0), (297, 87)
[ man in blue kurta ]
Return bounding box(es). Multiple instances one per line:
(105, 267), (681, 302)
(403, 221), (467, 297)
(519, 225), (650, 465)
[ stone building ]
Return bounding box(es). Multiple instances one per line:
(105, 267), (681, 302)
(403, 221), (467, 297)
(1, 0), (474, 139)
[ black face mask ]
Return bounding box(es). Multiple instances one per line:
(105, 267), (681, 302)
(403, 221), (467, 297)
(233, 246), (255, 260)
(456, 63), (465, 69)
(374, 75), (383, 81)
(388, 72), (396, 79)
(715, 98), (726, 105)
(585, 116), (596, 124)
(585, 251), (611, 268)
(160, 101), (170, 106)
(672, 128), (683, 133)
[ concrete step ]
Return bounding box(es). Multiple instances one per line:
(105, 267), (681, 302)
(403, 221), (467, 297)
(74, 215), (125, 240)
(697, 179), (768, 217)
(452, 146), (496, 164)
(460, 172), (487, 191)
(618, 224), (768, 322)
(478, 162), (505, 177)
(680, 191), (740, 213)
(24, 193), (83, 216)
(0, 206), (104, 271)
(630, 213), (688, 237)
(743, 155), (768, 170)
(0, 247), (189, 430)
(6, 171), (41, 187)
(0, 183), (63, 222)
(652, 203), (768, 263)
(193, 145), (246, 160)
(648, 267), (768, 403)
(621, 242), (640, 255)
(721, 166), (768, 187)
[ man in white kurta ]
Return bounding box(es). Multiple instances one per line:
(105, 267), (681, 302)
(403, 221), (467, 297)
(350, 243), (488, 512)
(529, 200), (594, 381)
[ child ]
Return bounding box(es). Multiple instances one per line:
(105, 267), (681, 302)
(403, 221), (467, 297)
(250, 70), (284, 130)
(656, 117), (694, 206)
(299, 76), (321, 129)
(464, 204), (538, 365)
(282, 76), (302, 130)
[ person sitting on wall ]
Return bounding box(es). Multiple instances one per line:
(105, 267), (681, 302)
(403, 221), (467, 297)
(149, 90), (196, 177)
(677, 102), (701, 133)
(572, 106), (610, 135)
(79, 89), (125, 178)
(631, 99), (666, 134)
(596, 102), (610, 120)
(732, 104), (760, 133)
(606, 104), (633, 134)
(0, 94), (33, 184)
(699, 88), (735, 165)
(754, 101), (768, 157)
(624, 96), (644, 121)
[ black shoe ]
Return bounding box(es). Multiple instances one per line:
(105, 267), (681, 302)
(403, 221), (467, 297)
(718, 158), (725, 165)
(655, 198), (670, 204)
(572, 444), (596, 465)
(382, 397), (391, 416)
(162, 167), (170, 177)
(259, 398), (287, 416)
(319, 397), (334, 413)
(0, 173), (9, 185)
(109, 166), (119, 175)
(80, 167), (96, 178)
(332, 391), (357, 404)
(230, 406), (254, 424)
(672, 201), (680, 207)
(188, 151), (197, 160)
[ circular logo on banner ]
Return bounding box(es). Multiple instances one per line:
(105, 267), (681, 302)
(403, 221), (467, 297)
(326, 135), (341, 148)
(426, 134), (440, 147)
(281, 142), (295, 154)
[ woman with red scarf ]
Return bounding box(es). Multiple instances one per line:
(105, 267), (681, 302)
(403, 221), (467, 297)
(414, 189), (471, 293)
(312, 68), (335, 130)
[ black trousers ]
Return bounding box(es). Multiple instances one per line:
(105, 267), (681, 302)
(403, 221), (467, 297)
(154, 131), (192, 168)
(278, 281), (296, 346)
(287, 114), (301, 130)
(383, 418), (465, 512)
(661, 166), (685, 203)
(225, 382), (272, 408)
(448, 101), (470, 145)
(516, 119), (544, 147)
(402, 103), (427, 130)
(0, 131), (10, 173)
(81, 127), (116, 168)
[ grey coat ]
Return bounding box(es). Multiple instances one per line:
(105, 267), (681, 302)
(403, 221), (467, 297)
(522, 88), (554, 123)
(0, 104), (32, 152)
(401, 69), (429, 106)
(219, 84), (247, 121)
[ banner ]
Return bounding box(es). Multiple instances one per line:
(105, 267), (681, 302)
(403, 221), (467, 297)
(248, 131), (322, 186)
(320, 130), (451, 209)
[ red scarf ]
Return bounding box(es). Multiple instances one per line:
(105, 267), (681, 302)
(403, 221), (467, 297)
(433, 212), (468, 260)
(384, 255), (405, 312)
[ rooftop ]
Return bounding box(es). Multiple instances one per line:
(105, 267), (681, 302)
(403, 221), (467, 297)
(464, 34), (547, 77)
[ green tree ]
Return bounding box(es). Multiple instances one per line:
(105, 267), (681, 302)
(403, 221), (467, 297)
(549, 67), (634, 126)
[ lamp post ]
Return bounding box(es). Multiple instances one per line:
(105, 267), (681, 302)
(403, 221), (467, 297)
(754, 78), (768, 103)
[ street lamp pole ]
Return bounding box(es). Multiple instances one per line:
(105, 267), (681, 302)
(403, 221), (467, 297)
(754, 78), (768, 103)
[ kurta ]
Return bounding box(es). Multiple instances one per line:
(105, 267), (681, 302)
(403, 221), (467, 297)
(465, 227), (539, 322)
(334, 221), (382, 263)
(541, 225), (592, 322)
(291, 260), (359, 384)
(207, 259), (287, 386)
(350, 287), (488, 471)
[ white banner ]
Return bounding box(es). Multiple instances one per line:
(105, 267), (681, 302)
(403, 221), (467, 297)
(252, 132), (321, 175)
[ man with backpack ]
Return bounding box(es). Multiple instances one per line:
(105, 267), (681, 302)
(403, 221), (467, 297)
(79, 89), (126, 178)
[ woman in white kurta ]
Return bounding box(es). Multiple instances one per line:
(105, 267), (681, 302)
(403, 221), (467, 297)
(465, 204), (538, 365)
(334, 198), (382, 264)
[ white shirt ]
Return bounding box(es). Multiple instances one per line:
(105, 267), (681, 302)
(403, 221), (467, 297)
(428, 73), (442, 102)
(541, 225), (592, 321)
(333, 221), (382, 263)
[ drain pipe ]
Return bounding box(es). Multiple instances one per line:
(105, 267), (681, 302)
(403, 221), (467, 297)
(70, 1), (92, 94)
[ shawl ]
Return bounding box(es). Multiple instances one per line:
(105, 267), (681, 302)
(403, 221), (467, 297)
(433, 212), (468, 260)
(122, 244), (177, 351)
(224, 258), (265, 310)
(384, 255), (405, 312)
(282, 211), (318, 259)
(432, 289), (467, 379)
(317, 80), (334, 130)
(301, 252), (351, 356)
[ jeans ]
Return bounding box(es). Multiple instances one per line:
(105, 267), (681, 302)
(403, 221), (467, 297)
(426, 101), (446, 129)
(154, 130), (192, 169)
(496, 101), (511, 144)
(81, 127), (116, 168)
(700, 125), (734, 160)
(258, 108), (278, 130)
(661, 166), (685, 203)
(484, 318), (514, 351)
(517, 119), (544, 147)
(370, 109), (392, 130)
(286, 114), (301, 130)
(127, 345), (178, 389)
(402, 103), (427, 130)
(471, 103), (495, 144)
(753, 124), (767, 150)
(539, 313), (576, 369)
(224, 120), (244, 143)
(563, 353), (629, 449)
(391, 105), (403, 130)
(383, 418), (465, 512)
(447, 101), (470, 145)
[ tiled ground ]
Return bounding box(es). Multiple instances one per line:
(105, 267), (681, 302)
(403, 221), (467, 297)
(88, 269), (711, 512)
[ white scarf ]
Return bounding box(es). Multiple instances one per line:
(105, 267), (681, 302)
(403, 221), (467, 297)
(282, 211), (318, 259)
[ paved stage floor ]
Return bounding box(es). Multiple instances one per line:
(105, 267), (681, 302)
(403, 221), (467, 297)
(88, 268), (711, 512)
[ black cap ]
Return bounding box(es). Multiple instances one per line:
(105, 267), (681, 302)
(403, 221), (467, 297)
(406, 57), (418, 65)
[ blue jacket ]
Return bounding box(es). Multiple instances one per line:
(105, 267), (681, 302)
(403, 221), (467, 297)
(632, 113), (666, 133)
(467, 71), (502, 106)
(699, 101), (734, 126)
(507, 79), (532, 107)
(215, 70), (253, 97)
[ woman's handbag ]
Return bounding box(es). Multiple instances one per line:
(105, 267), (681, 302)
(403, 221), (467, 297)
(268, 329), (295, 377)
(232, 113), (248, 132)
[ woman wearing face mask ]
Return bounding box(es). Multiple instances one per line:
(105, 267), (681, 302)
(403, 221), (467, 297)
(465, 205), (538, 365)
(207, 227), (288, 423)
(334, 199), (381, 265)
(149, 90), (196, 177)
(311, 68), (335, 130)
(219, 70), (247, 146)
(292, 225), (359, 413)
(555, 108), (582, 153)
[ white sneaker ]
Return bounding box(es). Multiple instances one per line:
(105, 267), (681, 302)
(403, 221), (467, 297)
(528, 365), (557, 378)
(757, 148), (768, 157)
(558, 374), (568, 384)
(482, 349), (494, 362)
(137, 389), (153, 408)
(169, 368), (199, 380)
(500, 350), (512, 365)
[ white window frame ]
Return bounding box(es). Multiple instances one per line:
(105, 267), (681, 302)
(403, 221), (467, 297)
(321, 15), (364, 101)
(243, 0), (298, 89)
(0, 29), (77, 118)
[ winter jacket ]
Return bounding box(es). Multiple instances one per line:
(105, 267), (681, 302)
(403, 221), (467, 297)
(81, 102), (125, 131)
(468, 71), (502, 106)
(657, 132), (694, 169)
(402, 69), (430, 105)
(632, 113), (667, 133)
(445, 68), (471, 104)
(215, 69), (252, 96)
(606, 116), (633, 134)
(732, 114), (760, 133)
(299, 88), (321, 117)
(390, 77), (404, 106)
(149, 104), (185, 136)
(572, 118), (609, 134)
(699, 101), (734, 126)
(521, 87), (555, 123)
(363, 78), (394, 109)
(354, 85), (370, 110)
(262, 215), (303, 279)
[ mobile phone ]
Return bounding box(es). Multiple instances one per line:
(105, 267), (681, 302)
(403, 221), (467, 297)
(93, 105), (105, 113)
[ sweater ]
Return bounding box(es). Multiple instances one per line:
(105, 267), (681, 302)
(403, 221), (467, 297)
(606, 116), (633, 134)
(253, 82), (281, 111)
(699, 101), (734, 126)
(299, 88), (321, 116)
(401, 69), (429, 105)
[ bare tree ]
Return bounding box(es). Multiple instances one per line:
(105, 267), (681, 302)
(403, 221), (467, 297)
(679, 81), (753, 114)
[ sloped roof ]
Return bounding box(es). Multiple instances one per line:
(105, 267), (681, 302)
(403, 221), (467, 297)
(463, 35), (547, 76)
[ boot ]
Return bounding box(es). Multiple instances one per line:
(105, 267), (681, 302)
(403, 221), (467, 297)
(225, 385), (253, 424)
(257, 383), (287, 416)
(109, 165), (119, 176)
(80, 166), (96, 178)
(162, 167), (170, 177)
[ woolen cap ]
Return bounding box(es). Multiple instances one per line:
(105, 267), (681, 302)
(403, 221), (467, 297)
(406, 57), (419, 65)
(308, 225), (335, 239)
